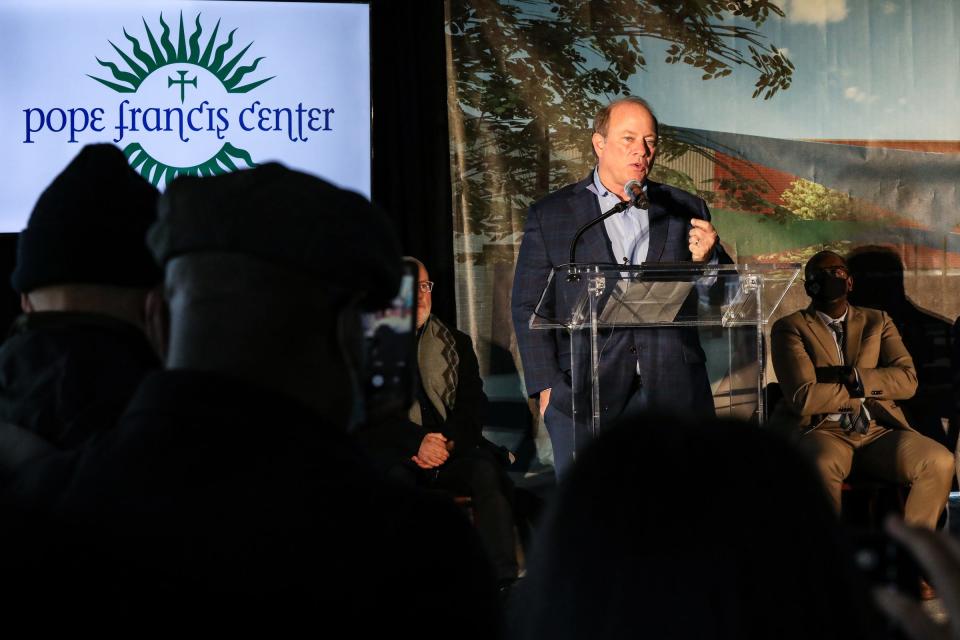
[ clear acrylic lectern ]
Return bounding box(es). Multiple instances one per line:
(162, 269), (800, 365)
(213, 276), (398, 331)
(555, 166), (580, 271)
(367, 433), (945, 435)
(530, 263), (801, 448)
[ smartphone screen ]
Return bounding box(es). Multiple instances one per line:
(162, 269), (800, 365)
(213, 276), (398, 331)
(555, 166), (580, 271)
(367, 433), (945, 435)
(358, 258), (418, 422)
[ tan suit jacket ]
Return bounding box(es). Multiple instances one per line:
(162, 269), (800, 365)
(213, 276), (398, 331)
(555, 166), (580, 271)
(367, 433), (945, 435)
(770, 304), (918, 436)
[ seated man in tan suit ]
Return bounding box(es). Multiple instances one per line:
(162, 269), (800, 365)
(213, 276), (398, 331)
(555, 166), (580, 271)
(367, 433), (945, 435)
(771, 251), (953, 534)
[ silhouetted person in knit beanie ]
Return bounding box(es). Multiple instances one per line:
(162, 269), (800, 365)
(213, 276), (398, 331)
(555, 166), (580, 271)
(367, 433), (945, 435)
(0, 144), (162, 449)
(3, 163), (499, 635)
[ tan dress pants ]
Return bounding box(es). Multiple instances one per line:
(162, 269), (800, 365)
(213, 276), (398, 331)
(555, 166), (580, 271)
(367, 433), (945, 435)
(799, 421), (954, 530)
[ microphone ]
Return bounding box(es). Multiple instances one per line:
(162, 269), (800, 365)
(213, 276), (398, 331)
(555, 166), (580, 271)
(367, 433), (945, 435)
(566, 180), (644, 278)
(624, 179), (649, 209)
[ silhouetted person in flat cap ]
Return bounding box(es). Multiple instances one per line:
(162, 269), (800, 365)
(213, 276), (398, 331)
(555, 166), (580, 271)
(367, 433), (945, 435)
(1, 164), (499, 635)
(0, 144), (162, 449)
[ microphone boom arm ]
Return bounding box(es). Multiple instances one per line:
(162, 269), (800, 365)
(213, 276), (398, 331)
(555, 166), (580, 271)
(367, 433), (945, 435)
(568, 199), (632, 265)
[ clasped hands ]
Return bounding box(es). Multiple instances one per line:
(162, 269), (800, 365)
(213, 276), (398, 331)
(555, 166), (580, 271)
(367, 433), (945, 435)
(412, 432), (455, 470)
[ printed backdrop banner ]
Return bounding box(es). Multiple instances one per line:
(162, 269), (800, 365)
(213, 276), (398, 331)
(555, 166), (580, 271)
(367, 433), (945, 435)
(445, 0), (960, 404)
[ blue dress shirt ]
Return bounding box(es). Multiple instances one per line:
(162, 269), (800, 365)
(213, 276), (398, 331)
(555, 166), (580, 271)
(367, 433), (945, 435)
(587, 168), (649, 265)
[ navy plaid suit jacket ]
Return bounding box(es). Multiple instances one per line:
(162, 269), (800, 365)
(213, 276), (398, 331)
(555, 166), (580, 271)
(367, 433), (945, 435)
(511, 175), (727, 429)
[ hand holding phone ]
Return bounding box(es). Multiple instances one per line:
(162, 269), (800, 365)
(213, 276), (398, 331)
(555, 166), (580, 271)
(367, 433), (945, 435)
(358, 259), (418, 424)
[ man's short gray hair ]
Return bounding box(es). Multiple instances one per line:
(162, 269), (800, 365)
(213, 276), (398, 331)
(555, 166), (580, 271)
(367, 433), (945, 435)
(593, 96), (659, 137)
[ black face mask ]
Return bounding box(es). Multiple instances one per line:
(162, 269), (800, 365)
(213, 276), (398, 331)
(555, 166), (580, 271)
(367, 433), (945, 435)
(807, 272), (848, 302)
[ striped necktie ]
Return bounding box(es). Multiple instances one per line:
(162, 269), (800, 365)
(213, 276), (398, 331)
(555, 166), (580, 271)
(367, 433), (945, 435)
(828, 321), (845, 361)
(828, 320), (867, 434)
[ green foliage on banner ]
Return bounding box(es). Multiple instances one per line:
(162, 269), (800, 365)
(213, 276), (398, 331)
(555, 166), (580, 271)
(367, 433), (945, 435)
(711, 208), (875, 257)
(780, 179), (861, 221)
(447, 0), (795, 256)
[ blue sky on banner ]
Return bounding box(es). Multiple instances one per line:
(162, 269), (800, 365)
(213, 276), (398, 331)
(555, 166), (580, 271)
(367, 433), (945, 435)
(625, 0), (959, 140)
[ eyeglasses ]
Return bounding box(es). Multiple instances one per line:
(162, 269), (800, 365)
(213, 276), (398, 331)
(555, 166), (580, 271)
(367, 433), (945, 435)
(816, 266), (849, 279)
(809, 266), (849, 281)
(418, 281), (434, 293)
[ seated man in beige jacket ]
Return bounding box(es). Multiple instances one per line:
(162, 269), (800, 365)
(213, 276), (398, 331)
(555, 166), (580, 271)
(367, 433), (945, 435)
(771, 251), (953, 534)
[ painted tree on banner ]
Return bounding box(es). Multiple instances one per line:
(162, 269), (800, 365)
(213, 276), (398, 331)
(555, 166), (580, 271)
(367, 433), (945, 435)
(447, 0), (795, 247)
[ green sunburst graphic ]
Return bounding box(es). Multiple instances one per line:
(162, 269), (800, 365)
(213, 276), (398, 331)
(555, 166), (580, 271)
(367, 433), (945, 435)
(123, 142), (257, 189)
(89, 12), (274, 93)
(90, 13), (270, 186)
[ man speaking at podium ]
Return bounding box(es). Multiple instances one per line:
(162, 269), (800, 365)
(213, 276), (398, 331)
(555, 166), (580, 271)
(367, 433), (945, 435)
(511, 96), (729, 477)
